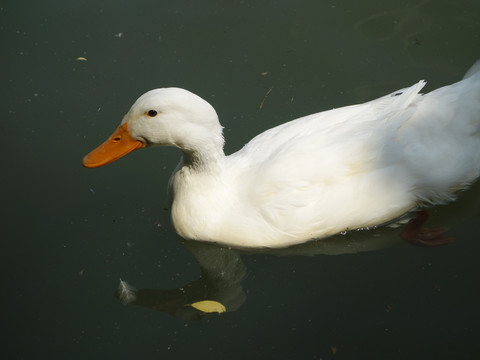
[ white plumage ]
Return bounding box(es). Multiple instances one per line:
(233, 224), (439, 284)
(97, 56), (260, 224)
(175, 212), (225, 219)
(83, 62), (480, 248)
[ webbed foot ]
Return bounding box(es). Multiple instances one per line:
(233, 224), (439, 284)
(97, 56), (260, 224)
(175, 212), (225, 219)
(400, 211), (454, 247)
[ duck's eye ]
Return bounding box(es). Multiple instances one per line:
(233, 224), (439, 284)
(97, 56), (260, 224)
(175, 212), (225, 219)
(147, 110), (158, 117)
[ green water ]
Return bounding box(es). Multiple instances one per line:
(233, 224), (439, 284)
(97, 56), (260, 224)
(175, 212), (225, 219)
(2, 0), (480, 358)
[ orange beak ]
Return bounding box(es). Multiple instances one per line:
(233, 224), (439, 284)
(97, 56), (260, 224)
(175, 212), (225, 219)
(82, 122), (145, 168)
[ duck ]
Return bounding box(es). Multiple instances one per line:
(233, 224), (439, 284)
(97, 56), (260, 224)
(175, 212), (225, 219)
(82, 61), (480, 249)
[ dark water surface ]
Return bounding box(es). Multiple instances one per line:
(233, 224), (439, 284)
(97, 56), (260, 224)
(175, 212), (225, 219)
(2, 0), (480, 358)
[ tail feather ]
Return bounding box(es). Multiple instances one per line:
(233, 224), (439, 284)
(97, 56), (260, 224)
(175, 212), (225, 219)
(390, 80), (426, 110)
(463, 60), (480, 79)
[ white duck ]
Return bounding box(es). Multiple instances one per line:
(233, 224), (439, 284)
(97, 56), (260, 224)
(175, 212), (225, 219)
(83, 62), (480, 248)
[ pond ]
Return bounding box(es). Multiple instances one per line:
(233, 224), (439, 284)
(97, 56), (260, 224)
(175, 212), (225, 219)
(2, 0), (480, 358)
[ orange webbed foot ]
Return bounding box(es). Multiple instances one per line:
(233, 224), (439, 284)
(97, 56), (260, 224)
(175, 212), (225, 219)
(400, 210), (454, 247)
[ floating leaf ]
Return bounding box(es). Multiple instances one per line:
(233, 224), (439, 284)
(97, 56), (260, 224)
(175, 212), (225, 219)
(76, 57), (87, 61)
(189, 300), (226, 313)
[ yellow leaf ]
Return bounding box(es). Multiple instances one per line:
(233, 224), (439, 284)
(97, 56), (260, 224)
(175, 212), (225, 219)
(76, 57), (87, 61)
(189, 300), (226, 313)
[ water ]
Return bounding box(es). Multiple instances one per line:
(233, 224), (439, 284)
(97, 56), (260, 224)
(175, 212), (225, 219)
(2, 0), (480, 358)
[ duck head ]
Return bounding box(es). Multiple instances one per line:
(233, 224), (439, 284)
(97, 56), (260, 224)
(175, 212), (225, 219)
(82, 88), (224, 168)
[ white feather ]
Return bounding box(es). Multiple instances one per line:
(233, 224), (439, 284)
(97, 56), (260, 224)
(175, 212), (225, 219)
(118, 278), (136, 305)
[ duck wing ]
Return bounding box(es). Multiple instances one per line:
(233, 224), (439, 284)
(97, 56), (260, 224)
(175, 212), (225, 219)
(228, 81), (427, 239)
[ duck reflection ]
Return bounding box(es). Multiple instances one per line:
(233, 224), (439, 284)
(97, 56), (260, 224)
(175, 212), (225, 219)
(126, 241), (246, 321)
(117, 224), (406, 320)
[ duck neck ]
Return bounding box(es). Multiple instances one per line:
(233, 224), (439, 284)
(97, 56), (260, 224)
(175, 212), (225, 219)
(180, 141), (226, 173)
(169, 141), (224, 207)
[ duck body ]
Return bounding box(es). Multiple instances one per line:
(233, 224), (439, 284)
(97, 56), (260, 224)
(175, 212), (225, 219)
(83, 62), (480, 248)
